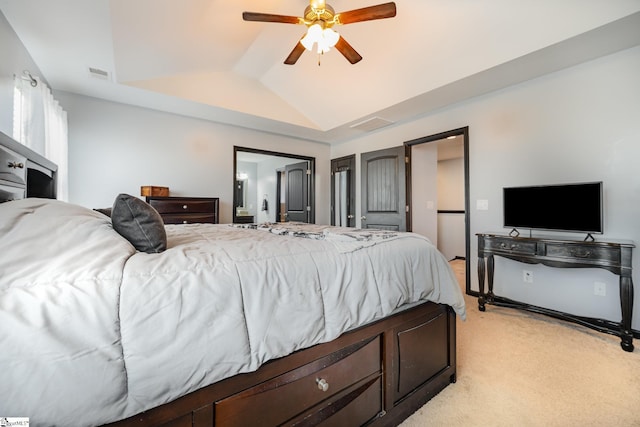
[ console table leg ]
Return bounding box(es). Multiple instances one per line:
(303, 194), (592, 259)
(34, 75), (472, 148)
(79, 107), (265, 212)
(620, 276), (634, 352)
(478, 257), (486, 311)
(487, 254), (495, 303)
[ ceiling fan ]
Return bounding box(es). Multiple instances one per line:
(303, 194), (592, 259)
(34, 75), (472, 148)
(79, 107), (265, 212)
(242, 1), (397, 65)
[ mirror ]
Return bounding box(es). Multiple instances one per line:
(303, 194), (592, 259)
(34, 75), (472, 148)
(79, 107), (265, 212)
(233, 146), (316, 224)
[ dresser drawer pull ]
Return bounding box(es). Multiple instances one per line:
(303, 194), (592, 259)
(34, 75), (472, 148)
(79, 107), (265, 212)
(7, 161), (24, 169)
(316, 378), (329, 392)
(182, 205), (188, 210)
(183, 220), (188, 224)
(571, 250), (592, 258)
(500, 243), (519, 250)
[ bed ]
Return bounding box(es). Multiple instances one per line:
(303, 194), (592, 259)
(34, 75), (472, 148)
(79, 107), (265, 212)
(0, 135), (466, 427)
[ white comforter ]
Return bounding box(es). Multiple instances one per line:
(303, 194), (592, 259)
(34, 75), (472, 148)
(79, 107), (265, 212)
(0, 199), (465, 426)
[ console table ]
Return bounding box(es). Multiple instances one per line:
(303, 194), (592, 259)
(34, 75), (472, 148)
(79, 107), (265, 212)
(477, 233), (635, 352)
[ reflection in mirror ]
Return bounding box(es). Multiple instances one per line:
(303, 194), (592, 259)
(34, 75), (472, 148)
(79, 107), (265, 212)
(235, 175), (248, 215)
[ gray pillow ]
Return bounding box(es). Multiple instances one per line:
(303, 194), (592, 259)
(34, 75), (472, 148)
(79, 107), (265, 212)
(93, 207), (112, 217)
(111, 193), (167, 253)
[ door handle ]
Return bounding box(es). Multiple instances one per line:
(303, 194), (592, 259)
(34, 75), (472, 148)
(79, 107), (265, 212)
(347, 214), (354, 219)
(360, 216), (367, 220)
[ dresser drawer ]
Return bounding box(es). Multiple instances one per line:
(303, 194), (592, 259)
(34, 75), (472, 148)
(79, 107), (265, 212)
(0, 145), (27, 188)
(485, 237), (537, 255)
(146, 196), (219, 224)
(147, 198), (216, 214)
(161, 214), (217, 224)
(215, 336), (381, 427)
(545, 243), (620, 264)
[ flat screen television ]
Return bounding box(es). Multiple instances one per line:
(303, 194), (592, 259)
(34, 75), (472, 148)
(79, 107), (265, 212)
(503, 182), (603, 235)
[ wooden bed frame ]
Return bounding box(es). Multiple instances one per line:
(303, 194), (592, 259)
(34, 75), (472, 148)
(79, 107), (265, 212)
(0, 133), (458, 426)
(106, 301), (457, 427)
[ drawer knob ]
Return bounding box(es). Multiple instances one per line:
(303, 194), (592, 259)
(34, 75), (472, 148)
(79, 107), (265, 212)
(571, 250), (592, 258)
(7, 161), (24, 169)
(316, 378), (329, 392)
(183, 220), (188, 224)
(182, 205), (188, 210)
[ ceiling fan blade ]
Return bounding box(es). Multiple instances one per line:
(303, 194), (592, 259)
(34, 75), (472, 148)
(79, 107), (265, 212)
(337, 2), (397, 25)
(284, 41), (306, 65)
(242, 12), (301, 24)
(334, 36), (363, 64)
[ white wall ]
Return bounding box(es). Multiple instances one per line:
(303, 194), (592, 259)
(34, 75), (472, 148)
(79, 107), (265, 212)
(411, 143), (438, 241)
(54, 92), (331, 224)
(437, 157), (465, 260)
(438, 158), (464, 210)
(331, 46), (640, 330)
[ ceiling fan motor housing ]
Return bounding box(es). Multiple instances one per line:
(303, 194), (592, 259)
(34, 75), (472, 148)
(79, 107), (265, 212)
(304, 4), (336, 24)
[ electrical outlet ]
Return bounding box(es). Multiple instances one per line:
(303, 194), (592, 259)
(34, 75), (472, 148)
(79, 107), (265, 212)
(523, 270), (533, 283)
(594, 282), (607, 297)
(476, 199), (489, 210)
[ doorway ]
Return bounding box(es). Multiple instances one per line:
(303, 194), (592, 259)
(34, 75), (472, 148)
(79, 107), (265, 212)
(405, 127), (471, 295)
(331, 155), (356, 227)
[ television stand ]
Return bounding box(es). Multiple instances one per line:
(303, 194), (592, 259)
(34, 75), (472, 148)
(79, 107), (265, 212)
(477, 233), (635, 352)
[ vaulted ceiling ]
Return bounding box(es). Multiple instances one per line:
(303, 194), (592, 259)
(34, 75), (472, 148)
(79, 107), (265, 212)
(1, 1), (639, 144)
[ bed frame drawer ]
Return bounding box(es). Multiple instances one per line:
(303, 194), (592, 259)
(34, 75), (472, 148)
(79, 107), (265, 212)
(214, 336), (382, 427)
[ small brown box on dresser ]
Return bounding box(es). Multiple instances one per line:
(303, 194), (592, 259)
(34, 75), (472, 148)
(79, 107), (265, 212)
(146, 196), (219, 224)
(140, 186), (169, 197)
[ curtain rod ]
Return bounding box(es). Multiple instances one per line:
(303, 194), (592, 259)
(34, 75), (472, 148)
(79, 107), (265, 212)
(19, 70), (38, 87)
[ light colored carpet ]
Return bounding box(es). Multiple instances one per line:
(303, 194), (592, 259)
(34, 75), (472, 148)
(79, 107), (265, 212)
(400, 260), (640, 427)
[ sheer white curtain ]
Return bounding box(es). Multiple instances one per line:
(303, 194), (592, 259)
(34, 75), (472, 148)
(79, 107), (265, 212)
(13, 74), (68, 201)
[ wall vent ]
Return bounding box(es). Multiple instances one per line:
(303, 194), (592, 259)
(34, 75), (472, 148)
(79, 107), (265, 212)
(87, 67), (111, 81)
(349, 116), (394, 132)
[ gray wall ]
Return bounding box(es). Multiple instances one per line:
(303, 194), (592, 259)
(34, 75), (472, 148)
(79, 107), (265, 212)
(54, 92), (331, 225)
(331, 46), (640, 330)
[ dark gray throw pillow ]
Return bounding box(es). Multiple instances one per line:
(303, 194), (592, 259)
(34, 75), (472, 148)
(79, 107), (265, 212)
(94, 207), (112, 217)
(111, 193), (167, 253)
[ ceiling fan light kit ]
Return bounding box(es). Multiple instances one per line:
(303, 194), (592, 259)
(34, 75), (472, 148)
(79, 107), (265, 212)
(301, 24), (340, 54)
(243, 1), (396, 65)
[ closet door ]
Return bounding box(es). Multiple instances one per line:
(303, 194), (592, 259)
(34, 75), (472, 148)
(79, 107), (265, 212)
(360, 146), (406, 231)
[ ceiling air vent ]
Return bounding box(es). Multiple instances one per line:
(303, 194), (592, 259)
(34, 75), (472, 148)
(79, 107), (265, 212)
(87, 66), (111, 81)
(350, 116), (394, 132)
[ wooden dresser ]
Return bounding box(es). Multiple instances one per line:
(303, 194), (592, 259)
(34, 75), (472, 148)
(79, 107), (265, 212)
(146, 196), (219, 224)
